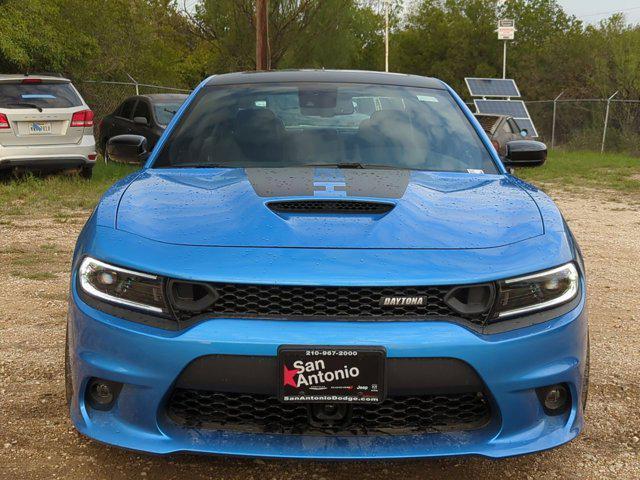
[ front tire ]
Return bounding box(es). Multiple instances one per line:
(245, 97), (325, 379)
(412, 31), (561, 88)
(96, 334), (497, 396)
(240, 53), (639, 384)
(79, 165), (93, 180)
(102, 138), (110, 164)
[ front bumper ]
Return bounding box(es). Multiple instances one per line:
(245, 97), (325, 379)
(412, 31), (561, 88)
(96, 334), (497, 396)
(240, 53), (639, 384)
(67, 281), (588, 459)
(0, 135), (96, 170)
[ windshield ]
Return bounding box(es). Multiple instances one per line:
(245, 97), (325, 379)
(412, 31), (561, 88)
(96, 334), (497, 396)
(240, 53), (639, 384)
(153, 102), (184, 126)
(0, 81), (82, 109)
(153, 83), (497, 173)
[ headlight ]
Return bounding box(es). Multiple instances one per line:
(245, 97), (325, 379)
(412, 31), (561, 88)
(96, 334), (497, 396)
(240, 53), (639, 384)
(494, 263), (579, 319)
(78, 257), (167, 313)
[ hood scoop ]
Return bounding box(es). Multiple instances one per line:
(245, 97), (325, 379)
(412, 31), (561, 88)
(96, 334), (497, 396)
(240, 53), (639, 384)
(267, 200), (395, 215)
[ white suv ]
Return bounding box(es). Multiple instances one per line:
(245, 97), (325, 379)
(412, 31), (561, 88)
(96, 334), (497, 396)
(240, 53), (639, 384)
(0, 74), (97, 178)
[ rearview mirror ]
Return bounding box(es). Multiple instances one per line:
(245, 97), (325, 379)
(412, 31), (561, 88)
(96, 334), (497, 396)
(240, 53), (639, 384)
(106, 135), (149, 164)
(503, 140), (547, 168)
(133, 116), (148, 125)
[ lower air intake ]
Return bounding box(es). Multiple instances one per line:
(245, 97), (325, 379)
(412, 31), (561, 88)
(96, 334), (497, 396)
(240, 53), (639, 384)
(167, 389), (491, 435)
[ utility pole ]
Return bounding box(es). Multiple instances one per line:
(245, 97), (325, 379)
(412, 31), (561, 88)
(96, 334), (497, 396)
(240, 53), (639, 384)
(384, 0), (390, 72)
(256, 0), (270, 71)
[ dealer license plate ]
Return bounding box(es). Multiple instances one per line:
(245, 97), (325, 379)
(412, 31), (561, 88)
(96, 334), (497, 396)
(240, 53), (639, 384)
(278, 346), (386, 404)
(28, 122), (52, 134)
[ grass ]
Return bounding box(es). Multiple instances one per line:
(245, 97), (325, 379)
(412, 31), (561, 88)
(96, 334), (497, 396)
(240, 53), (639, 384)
(518, 150), (640, 193)
(10, 271), (57, 281)
(1, 245), (69, 281)
(0, 160), (138, 216)
(0, 152), (639, 217)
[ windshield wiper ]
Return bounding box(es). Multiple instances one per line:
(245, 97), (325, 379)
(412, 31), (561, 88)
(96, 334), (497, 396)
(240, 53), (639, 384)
(163, 107), (177, 115)
(307, 163), (396, 169)
(169, 163), (229, 169)
(164, 162), (400, 170)
(7, 102), (43, 112)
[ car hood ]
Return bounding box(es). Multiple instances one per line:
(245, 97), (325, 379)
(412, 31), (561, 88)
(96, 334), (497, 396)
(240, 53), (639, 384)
(116, 168), (543, 249)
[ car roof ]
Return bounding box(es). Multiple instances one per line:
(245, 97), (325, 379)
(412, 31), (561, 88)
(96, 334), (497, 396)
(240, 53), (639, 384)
(139, 93), (189, 102)
(204, 70), (446, 89)
(0, 74), (71, 83)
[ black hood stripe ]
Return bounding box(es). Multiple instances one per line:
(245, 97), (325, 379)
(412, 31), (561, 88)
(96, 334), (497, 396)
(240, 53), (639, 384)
(245, 167), (410, 199)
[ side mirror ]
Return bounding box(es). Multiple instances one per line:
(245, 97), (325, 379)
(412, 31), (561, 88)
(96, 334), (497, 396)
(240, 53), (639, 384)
(133, 116), (148, 125)
(503, 140), (547, 168)
(106, 135), (149, 164)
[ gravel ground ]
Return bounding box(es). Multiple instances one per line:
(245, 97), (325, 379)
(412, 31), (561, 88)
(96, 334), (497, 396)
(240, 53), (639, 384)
(0, 188), (638, 480)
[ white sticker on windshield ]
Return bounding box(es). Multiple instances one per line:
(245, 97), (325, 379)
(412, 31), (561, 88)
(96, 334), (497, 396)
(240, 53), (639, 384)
(467, 169), (484, 174)
(417, 95), (439, 103)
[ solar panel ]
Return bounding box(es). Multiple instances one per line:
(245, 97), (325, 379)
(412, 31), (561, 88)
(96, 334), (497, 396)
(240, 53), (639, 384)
(474, 100), (538, 138)
(474, 99), (528, 117)
(465, 78), (521, 98)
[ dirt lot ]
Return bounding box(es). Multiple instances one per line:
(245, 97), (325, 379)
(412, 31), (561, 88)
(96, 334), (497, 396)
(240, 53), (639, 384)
(1, 188), (638, 480)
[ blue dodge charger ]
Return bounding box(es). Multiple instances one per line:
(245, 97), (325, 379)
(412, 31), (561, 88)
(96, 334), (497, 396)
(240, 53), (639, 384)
(66, 70), (589, 459)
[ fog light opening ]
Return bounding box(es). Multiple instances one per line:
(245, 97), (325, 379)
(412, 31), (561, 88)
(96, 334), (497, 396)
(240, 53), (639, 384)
(86, 378), (122, 411)
(537, 384), (570, 415)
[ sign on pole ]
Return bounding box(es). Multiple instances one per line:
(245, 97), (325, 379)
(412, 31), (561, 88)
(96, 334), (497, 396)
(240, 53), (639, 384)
(497, 19), (515, 40)
(497, 19), (515, 78)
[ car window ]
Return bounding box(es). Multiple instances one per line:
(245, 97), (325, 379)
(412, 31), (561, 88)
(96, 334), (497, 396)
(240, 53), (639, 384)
(153, 102), (184, 126)
(133, 100), (151, 121)
(118, 99), (137, 120)
(0, 81), (82, 109)
(154, 83), (498, 174)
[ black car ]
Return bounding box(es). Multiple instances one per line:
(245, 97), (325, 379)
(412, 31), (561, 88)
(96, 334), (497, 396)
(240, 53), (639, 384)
(97, 94), (187, 162)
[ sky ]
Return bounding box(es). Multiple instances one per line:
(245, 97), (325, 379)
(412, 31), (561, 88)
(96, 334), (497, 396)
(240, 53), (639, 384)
(559, 0), (640, 24)
(181, 1), (640, 26)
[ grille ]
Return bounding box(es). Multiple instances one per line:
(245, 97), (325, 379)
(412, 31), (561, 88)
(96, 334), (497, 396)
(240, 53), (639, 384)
(186, 284), (483, 322)
(267, 200), (394, 214)
(167, 389), (491, 435)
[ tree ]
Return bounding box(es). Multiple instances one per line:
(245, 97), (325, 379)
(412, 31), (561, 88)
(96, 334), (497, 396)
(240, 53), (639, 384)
(0, 0), (92, 74)
(395, 0), (500, 93)
(499, 0), (585, 98)
(0, 0), (191, 87)
(182, 0), (384, 73)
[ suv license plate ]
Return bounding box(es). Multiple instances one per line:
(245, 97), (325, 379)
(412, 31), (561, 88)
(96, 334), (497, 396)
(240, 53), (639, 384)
(29, 122), (52, 134)
(278, 346), (386, 404)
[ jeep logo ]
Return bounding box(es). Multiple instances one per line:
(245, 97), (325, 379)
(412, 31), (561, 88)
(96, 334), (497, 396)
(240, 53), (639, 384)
(379, 296), (427, 306)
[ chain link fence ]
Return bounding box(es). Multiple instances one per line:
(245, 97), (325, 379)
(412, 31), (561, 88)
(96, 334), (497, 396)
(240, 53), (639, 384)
(526, 98), (640, 154)
(76, 80), (191, 125)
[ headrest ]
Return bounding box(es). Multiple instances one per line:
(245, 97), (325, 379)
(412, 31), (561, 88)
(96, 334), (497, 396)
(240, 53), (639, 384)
(235, 108), (284, 142)
(367, 109), (411, 127)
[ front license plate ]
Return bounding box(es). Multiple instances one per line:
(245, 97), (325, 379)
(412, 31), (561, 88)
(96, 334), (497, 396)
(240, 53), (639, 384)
(278, 346), (386, 404)
(28, 122), (51, 134)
